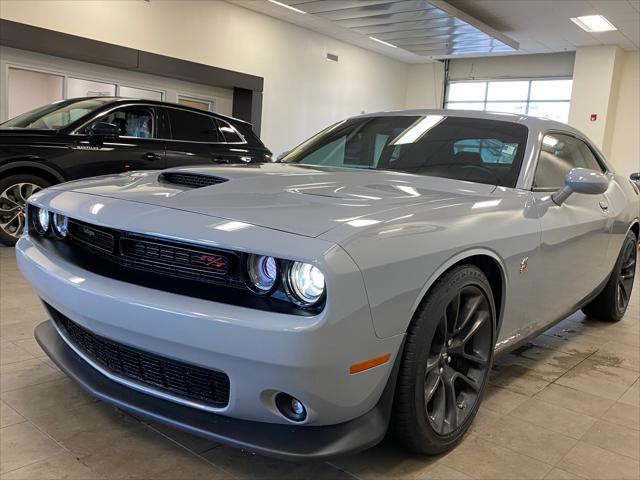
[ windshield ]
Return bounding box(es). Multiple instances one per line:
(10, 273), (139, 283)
(1, 98), (112, 130)
(282, 115), (529, 188)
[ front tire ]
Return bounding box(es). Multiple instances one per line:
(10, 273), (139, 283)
(0, 174), (50, 246)
(582, 231), (637, 322)
(391, 265), (495, 455)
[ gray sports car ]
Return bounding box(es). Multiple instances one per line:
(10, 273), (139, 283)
(16, 110), (639, 460)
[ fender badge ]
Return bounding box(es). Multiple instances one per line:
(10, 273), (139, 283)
(519, 257), (529, 274)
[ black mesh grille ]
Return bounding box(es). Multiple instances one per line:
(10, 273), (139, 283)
(160, 172), (228, 188)
(66, 219), (243, 289)
(50, 307), (230, 408)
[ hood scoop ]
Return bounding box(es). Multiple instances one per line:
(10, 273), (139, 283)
(159, 172), (228, 188)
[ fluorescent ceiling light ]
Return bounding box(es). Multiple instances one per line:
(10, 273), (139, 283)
(542, 136), (559, 148)
(267, 0), (306, 14)
(369, 36), (398, 48)
(570, 15), (616, 32)
(392, 115), (444, 145)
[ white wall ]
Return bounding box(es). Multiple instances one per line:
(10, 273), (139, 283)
(568, 46), (624, 155)
(609, 50), (640, 176)
(0, 46), (234, 121)
(0, 0), (409, 155)
(404, 63), (445, 109)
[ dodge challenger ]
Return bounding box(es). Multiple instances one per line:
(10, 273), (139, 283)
(16, 110), (639, 460)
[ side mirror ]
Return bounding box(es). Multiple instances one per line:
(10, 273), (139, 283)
(88, 122), (120, 139)
(552, 168), (609, 206)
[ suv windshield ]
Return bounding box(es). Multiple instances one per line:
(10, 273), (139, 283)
(1, 98), (112, 130)
(282, 115), (528, 188)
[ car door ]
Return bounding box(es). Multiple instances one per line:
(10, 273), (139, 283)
(72, 105), (166, 175)
(163, 107), (226, 168)
(531, 132), (613, 321)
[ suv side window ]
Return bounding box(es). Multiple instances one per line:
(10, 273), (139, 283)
(216, 119), (245, 144)
(230, 121), (262, 147)
(534, 133), (604, 189)
(167, 108), (220, 142)
(87, 107), (155, 138)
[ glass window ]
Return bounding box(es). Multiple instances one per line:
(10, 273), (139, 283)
(89, 107), (154, 138)
(2, 98), (111, 129)
(446, 79), (573, 122)
(283, 116), (528, 188)
(530, 80), (572, 100)
(167, 108), (218, 142)
(177, 96), (213, 112)
(216, 120), (244, 143)
(447, 82), (486, 102)
(118, 85), (163, 101)
(67, 77), (116, 98)
(7, 68), (64, 119)
(534, 134), (603, 189)
(486, 81), (529, 101)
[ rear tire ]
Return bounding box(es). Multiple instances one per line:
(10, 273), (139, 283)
(0, 174), (50, 246)
(582, 231), (637, 322)
(391, 265), (495, 455)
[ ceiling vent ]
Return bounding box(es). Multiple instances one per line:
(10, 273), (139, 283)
(326, 52), (339, 62)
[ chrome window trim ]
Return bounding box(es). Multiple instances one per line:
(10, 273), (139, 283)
(70, 102), (248, 145)
(48, 317), (227, 414)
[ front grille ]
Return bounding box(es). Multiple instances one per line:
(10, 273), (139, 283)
(50, 306), (230, 408)
(66, 219), (243, 288)
(160, 172), (228, 188)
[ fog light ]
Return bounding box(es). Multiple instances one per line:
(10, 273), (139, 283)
(275, 393), (307, 422)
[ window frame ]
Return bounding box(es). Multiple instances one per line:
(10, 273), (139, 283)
(531, 129), (609, 192)
(84, 105), (157, 139)
(445, 77), (573, 122)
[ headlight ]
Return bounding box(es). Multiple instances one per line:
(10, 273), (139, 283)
(33, 207), (50, 235)
(286, 261), (325, 307)
(52, 213), (68, 238)
(244, 254), (279, 294)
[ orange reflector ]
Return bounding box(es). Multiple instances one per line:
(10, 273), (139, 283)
(349, 354), (391, 374)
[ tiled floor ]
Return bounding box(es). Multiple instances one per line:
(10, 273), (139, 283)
(1, 245), (638, 479)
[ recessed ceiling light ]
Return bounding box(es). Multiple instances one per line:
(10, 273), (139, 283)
(369, 36), (398, 48)
(570, 15), (617, 32)
(267, 0), (306, 14)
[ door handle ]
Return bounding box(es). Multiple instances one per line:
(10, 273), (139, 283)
(211, 156), (230, 164)
(144, 152), (162, 161)
(599, 201), (609, 211)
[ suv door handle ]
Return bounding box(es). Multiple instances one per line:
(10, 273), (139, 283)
(144, 152), (162, 161)
(211, 156), (230, 164)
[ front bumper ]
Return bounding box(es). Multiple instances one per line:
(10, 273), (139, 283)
(35, 320), (397, 461)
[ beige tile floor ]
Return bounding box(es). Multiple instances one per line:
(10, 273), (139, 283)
(0, 246), (638, 479)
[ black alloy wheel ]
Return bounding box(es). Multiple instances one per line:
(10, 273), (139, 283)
(582, 230), (638, 322)
(616, 238), (637, 313)
(392, 265), (495, 455)
(424, 286), (493, 435)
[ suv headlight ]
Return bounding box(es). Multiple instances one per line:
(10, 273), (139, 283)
(286, 261), (325, 307)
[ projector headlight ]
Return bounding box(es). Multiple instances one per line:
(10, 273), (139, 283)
(52, 213), (68, 238)
(33, 207), (50, 235)
(244, 254), (279, 294)
(286, 261), (325, 307)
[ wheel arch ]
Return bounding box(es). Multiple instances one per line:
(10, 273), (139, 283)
(629, 220), (639, 240)
(409, 249), (507, 336)
(0, 160), (66, 185)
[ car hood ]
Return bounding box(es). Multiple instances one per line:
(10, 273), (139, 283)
(49, 163), (496, 238)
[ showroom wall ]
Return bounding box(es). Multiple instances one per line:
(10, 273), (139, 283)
(0, 0), (409, 156)
(0, 46), (234, 121)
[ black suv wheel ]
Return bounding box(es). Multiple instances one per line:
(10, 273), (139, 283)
(0, 174), (50, 246)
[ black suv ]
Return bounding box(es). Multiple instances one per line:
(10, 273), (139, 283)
(0, 97), (272, 245)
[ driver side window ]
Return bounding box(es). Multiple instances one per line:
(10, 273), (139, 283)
(534, 133), (604, 190)
(86, 107), (155, 139)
